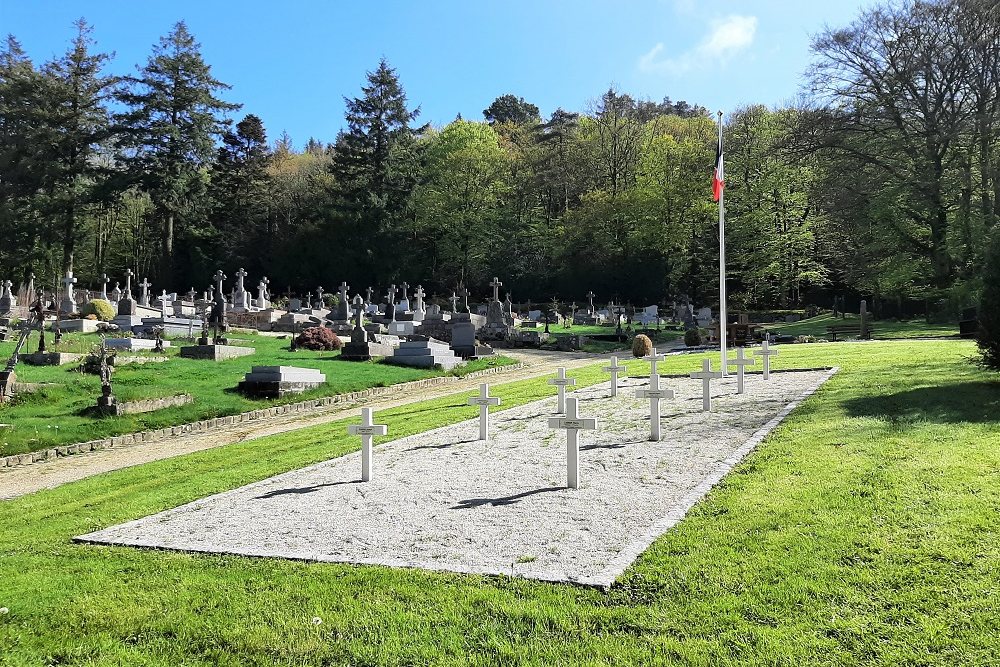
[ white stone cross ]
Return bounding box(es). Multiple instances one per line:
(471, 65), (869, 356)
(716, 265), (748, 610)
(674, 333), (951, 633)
(159, 289), (171, 319)
(235, 267), (248, 291)
(468, 383), (501, 441)
(548, 397), (598, 489)
(489, 276), (503, 302)
(99, 273), (109, 300)
(139, 277), (151, 306)
(643, 347), (666, 376)
(257, 277), (270, 306)
(348, 407), (388, 482)
(602, 355), (627, 397)
(728, 346), (756, 394)
(586, 290), (596, 312)
(753, 340), (779, 380)
(690, 358), (724, 412)
(636, 371), (675, 441)
(548, 367), (576, 414)
(123, 268), (134, 297)
(315, 286), (324, 307)
(338, 281), (350, 302)
(449, 292), (459, 313)
(414, 285), (426, 312)
(62, 270), (78, 298)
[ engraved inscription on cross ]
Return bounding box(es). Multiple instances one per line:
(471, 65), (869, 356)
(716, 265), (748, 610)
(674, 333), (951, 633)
(467, 383), (501, 441)
(348, 407), (389, 483)
(548, 367), (576, 414)
(548, 397), (598, 489)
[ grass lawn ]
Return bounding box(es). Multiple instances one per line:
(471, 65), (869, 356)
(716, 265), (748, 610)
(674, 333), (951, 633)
(531, 323), (685, 353)
(0, 331), (516, 457)
(764, 312), (959, 339)
(1, 339), (999, 665)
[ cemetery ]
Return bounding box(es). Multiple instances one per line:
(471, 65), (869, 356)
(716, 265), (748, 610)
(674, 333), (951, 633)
(2, 1), (1000, 664)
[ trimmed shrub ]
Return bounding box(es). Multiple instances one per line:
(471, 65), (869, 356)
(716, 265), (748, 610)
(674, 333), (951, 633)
(684, 327), (702, 347)
(631, 334), (653, 358)
(978, 230), (1000, 369)
(294, 326), (342, 351)
(80, 299), (115, 321)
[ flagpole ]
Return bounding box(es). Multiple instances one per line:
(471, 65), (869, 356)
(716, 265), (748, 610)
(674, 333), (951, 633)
(718, 110), (728, 377)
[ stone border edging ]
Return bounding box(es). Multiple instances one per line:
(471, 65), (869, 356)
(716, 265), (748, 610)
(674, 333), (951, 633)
(0, 362), (525, 470)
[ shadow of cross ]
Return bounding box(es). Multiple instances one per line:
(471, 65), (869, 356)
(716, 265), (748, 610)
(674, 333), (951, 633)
(450, 486), (564, 510)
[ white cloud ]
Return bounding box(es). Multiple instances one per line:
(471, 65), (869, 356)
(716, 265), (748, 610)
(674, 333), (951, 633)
(639, 15), (758, 75)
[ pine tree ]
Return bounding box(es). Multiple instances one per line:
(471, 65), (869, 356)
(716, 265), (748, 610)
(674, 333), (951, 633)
(41, 18), (117, 276)
(117, 21), (239, 283)
(977, 229), (1000, 369)
(330, 58), (425, 283)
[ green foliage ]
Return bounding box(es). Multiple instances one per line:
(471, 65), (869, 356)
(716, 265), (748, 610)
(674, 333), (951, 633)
(977, 231), (1000, 369)
(631, 333), (653, 357)
(684, 327), (702, 347)
(79, 298), (115, 321)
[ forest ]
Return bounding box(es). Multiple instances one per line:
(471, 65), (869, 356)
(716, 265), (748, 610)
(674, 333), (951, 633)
(0, 0), (997, 319)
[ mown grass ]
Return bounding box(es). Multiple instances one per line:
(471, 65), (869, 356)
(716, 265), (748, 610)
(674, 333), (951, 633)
(0, 332), (516, 456)
(1, 339), (999, 665)
(763, 312), (958, 339)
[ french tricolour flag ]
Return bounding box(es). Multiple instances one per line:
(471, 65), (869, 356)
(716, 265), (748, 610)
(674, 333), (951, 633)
(712, 136), (724, 202)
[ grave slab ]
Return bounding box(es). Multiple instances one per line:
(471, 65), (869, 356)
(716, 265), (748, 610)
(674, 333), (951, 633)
(179, 344), (254, 361)
(77, 368), (836, 587)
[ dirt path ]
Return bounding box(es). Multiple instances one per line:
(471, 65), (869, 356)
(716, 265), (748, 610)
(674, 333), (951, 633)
(0, 349), (636, 501)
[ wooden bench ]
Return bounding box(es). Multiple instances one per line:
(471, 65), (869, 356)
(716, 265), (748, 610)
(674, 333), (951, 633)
(826, 324), (875, 341)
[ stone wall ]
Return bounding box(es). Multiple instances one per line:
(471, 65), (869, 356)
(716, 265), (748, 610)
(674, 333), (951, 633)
(0, 362), (524, 470)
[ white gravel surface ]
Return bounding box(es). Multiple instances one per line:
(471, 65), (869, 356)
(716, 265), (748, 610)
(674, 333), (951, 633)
(77, 368), (836, 587)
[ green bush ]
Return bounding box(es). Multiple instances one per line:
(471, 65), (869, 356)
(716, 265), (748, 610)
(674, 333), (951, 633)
(978, 230), (1000, 369)
(631, 334), (653, 358)
(684, 327), (702, 347)
(80, 299), (115, 321)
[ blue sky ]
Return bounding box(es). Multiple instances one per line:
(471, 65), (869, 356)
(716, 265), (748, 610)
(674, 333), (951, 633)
(2, 0), (872, 147)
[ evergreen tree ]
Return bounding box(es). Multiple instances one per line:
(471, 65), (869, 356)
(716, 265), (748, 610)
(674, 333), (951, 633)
(329, 58), (425, 283)
(41, 18), (117, 276)
(978, 229), (1000, 369)
(210, 113), (271, 272)
(483, 94), (540, 126)
(116, 21), (239, 284)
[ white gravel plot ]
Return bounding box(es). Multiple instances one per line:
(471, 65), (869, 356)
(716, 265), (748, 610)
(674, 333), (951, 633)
(77, 368), (836, 587)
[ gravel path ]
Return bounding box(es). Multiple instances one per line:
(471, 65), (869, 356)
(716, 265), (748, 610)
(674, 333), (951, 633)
(77, 368), (835, 587)
(0, 348), (634, 501)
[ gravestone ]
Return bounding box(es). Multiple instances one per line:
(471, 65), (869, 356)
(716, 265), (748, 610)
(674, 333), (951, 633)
(753, 340), (778, 380)
(341, 294), (395, 361)
(138, 277), (152, 307)
(690, 358), (723, 412)
(98, 273), (109, 301)
(349, 408), (388, 482)
(602, 356), (626, 397)
(334, 281), (351, 321)
(468, 383), (501, 441)
(59, 271), (78, 315)
(387, 337), (463, 370)
(548, 367), (576, 414)
(238, 365), (326, 398)
(548, 396), (598, 489)
(256, 277), (270, 309)
(0, 280), (16, 314)
(636, 368), (674, 442)
(728, 346), (755, 394)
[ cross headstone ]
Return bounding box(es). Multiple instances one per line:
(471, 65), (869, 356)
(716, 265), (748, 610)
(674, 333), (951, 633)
(213, 270), (226, 303)
(339, 281), (350, 303)
(400, 282), (410, 301)
(158, 290), (172, 319)
(351, 294), (365, 331)
(99, 273), (109, 300)
(753, 340), (778, 380)
(110, 282), (121, 303)
(60, 270), (78, 313)
(187, 287), (197, 303)
(348, 407), (388, 482)
(365, 286), (374, 305)
(643, 347), (666, 376)
(458, 286), (470, 313)
(586, 291), (596, 313)
(414, 285), (426, 314)
(449, 292), (459, 314)
(602, 356), (627, 397)
(123, 269), (134, 298)
(0, 280), (15, 313)
(690, 358), (724, 412)
(257, 277), (270, 308)
(489, 277), (503, 302)
(385, 285), (397, 322)
(548, 367), (577, 414)
(728, 347), (756, 394)
(570, 302), (578, 323)
(636, 370), (675, 441)
(138, 277), (151, 307)
(468, 383), (501, 441)
(548, 397), (598, 489)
